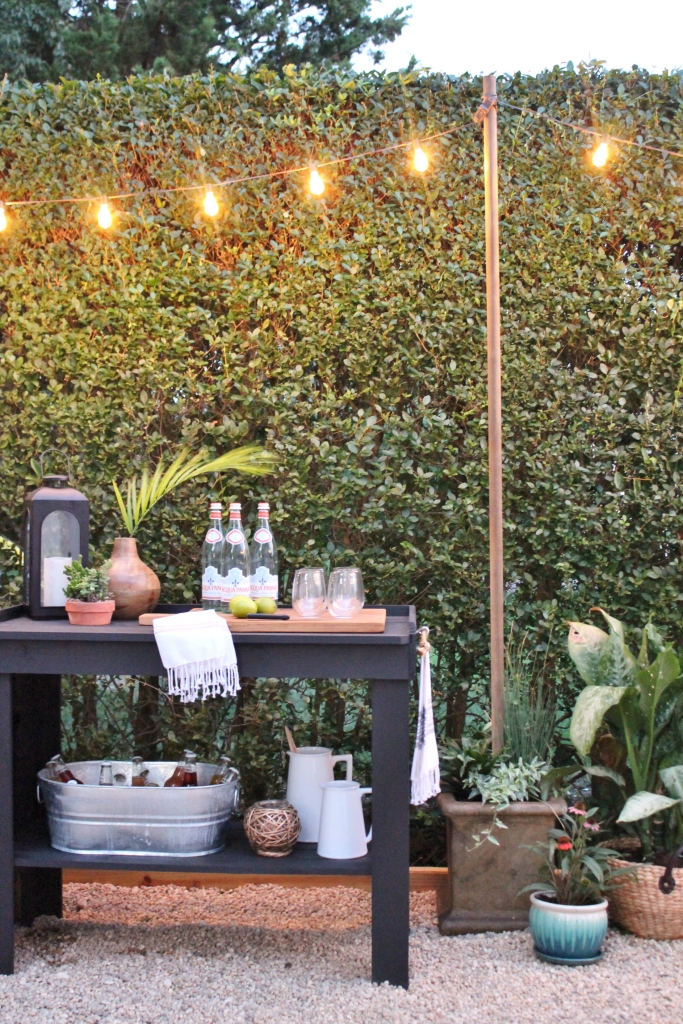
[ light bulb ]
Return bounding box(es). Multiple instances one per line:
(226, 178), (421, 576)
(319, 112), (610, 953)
(0, 203), (7, 232)
(413, 146), (429, 173)
(97, 201), (113, 229)
(309, 168), (325, 196)
(203, 189), (219, 217)
(592, 142), (609, 168)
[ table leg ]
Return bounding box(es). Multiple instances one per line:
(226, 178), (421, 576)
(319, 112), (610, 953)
(371, 678), (410, 988)
(12, 675), (62, 925)
(0, 674), (14, 973)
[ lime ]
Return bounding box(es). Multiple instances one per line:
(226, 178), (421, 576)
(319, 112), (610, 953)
(255, 597), (277, 614)
(230, 596), (258, 618)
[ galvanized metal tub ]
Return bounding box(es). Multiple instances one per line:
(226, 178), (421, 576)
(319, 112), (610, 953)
(37, 761), (240, 857)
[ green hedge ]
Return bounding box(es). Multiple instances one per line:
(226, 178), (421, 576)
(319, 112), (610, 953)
(1, 64), (683, 858)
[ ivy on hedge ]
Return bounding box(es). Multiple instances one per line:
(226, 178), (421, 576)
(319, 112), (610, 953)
(1, 64), (683, 832)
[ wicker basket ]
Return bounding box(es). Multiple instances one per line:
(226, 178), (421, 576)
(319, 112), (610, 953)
(243, 800), (301, 857)
(608, 858), (683, 940)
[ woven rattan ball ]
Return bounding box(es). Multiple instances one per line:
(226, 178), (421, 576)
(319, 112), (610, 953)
(243, 800), (301, 857)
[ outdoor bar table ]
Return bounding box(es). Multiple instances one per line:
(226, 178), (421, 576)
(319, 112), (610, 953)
(0, 604), (417, 987)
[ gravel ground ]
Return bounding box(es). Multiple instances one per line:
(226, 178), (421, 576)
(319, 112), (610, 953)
(0, 882), (680, 1024)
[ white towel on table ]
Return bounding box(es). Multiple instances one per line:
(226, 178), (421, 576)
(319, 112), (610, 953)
(153, 610), (240, 704)
(410, 637), (440, 805)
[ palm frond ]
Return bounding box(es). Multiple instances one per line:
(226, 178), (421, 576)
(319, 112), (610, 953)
(111, 444), (276, 536)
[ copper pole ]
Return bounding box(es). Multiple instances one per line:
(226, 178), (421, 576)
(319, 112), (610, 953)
(477, 75), (504, 753)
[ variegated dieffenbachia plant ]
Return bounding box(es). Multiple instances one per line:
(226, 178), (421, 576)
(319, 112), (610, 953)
(565, 609), (683, 861)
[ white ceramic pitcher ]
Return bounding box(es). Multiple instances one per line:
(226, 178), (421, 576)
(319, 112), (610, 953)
(317, 780), (372, 860)
(285, 746), (353, 842)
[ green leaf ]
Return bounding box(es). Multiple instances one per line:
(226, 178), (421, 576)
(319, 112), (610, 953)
(594, 629), (637, 688)
(570, 686), (631, 756)
(583, 764), (626, 788)
(660, 765), (683, 801)
(567, 621), (609, 685)
(617, 791), (680, 823)
(636, 650), (681, 720)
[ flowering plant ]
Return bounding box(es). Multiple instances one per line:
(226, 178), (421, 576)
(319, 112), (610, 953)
(521, 806), (629, 906)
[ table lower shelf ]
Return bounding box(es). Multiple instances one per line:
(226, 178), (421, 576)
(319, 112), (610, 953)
(14, 827), (372, 876)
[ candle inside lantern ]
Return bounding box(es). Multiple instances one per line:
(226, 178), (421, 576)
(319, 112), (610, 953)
(42, 556), (72, 606)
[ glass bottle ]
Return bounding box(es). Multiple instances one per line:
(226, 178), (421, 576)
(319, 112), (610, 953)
(249, 502), (278, 601)
(131, 756), (149, 787)
(221, 503), (250, 606)
(210, 755), (231, 785)
(49, 753), (83, 785)
(164, 751), (188, 787)
(182, 751), (198, 787)
(99, 762), (113, 786)
(202, 501), (225, 610)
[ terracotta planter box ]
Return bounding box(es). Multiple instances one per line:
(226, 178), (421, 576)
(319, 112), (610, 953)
(437, 792), (566, 935)
(65, 599), (115, 626)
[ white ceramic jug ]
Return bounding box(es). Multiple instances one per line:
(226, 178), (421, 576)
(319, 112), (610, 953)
(285, 746), (353, 842)
(317, 780), (372, 860)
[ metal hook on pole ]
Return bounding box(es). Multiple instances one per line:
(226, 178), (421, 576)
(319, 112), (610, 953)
(417, 625), (431, 657)
(474, 75), (505, 754)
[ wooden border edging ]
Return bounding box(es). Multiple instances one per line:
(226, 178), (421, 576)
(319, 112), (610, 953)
(63, 865), (447, 895)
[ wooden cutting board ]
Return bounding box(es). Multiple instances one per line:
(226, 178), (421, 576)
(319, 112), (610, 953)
(139, 607), (387, 633)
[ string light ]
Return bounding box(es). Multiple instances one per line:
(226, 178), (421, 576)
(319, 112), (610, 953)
(413, 146), (429, 173)
(309, 168), (325, 196)
(592, 140), (609, 168)
(97, 201), (113, 229)
(0, 202), (7, 232)
(203, 189), (219, 217)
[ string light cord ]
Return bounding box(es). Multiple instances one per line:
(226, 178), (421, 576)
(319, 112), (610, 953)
(2, 119), (474, 210)
(498, 99), (683, 162)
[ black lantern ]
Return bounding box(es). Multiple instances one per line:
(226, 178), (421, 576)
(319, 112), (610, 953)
(23, 452), (90, 619)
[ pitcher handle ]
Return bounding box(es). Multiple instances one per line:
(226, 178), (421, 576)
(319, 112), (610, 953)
(332, 754), (353, 780)
(360, 786), (372, 842)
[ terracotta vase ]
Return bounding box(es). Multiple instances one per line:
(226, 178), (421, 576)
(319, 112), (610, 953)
(65, 599), (115, 626)
(107, 537), (161, 620)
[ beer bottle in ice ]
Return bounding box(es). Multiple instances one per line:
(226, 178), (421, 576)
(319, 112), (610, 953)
(221, 503), (250, 607)
(210, 755), (231, 785)
(249, 502), (278, 602)
(164, 752), (187, 787)
(182, 751), (198, 787)
(132, 756), (149, 787)
(202, 501), (225, 610)
(49, 753), (83, 785)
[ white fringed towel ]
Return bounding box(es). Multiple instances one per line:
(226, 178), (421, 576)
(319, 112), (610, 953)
(411, 630), (440, 805)
(153, 610), (240, 704)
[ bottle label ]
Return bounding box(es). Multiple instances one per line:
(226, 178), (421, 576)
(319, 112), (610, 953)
(249, 567), (279, 600)
(226, 529), (244, 545)
(222, 569), (250, 602)
(254, 527), (272, 544)
(205, 528), (222, 544)
(202, 565), (223, 602)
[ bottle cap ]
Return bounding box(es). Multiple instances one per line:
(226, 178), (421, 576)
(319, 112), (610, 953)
(229, 502), (242, 512)
(209, 502), (222, 509)
(258, 502), (270, 512)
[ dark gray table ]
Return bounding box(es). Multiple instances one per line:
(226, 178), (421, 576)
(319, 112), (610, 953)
(0, 605), (417, 987)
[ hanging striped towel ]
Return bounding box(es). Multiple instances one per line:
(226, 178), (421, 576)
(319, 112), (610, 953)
(411, 628), (441, 805)
(153, 610), (240, 704)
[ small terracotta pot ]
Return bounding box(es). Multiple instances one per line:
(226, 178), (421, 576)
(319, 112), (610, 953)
(65, 599), (115, 626)
(107, 537), (161, 620)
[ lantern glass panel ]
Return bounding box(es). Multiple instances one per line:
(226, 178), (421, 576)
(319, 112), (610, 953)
(41, 510), (80, 607)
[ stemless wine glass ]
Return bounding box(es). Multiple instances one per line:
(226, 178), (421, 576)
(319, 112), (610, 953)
(292, 567), (327, 618)
(327, 568), (365, 619)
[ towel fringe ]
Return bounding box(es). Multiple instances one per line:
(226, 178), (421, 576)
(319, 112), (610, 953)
(166, 659), (241, 704)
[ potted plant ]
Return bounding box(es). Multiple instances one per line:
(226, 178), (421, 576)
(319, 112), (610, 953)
(562, 608), (683, 939)
(108, 445), (275, 619)
(64, 559), (115, 625)
(437, 631), (566, 935)
(523, 806), (624, 965)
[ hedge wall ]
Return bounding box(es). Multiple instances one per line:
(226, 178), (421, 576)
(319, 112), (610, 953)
(1, 64), (683, 859)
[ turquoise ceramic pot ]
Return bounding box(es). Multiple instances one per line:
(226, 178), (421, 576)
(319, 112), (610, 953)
(529, 893), (608, 964)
